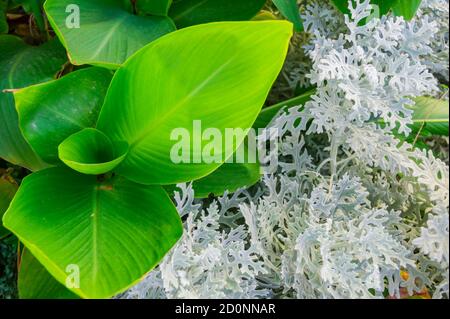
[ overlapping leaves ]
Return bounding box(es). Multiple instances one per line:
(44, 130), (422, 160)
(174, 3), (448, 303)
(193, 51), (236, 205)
(44, 0), (176, 68)
(0, 35), (66, 171)
(3, 21), (293, 298)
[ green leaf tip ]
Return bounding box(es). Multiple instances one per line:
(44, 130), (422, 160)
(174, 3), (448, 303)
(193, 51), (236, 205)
(58, 128), (129, 175)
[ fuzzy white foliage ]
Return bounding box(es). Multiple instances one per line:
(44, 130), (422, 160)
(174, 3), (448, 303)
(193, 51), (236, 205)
(294, 207), (413, 299)
(159, 192), (269, 299)
(419, 0), (450, 81)
(124, 270), (167, 299)
(300, 0), (439, 135)
(346, 124), (449, 206)
(301, 1), (346, 38)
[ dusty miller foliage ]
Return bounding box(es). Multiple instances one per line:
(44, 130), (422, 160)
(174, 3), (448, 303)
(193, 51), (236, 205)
(124, 0), (449, 299)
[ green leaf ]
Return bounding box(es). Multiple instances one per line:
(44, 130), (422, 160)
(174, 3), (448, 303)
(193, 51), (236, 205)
(407, 96), (449, 136)
(14, 67), (113, 164)
(44, 0), (176, 68)
(272, 0), (303, 31)
(192, 142), (261, 198)
(0, 177), (17, 239)
(0, 0), (8, 34)
(253, 89), (316, 129)
(0, 35), (67, 171)
(19, 248), (79, 299)
(3, 167), (183, 299)
(169, 0), (266, 28)
(392, 0), (422, 20)
(136, 0), (173, 16)
(58, 128), (129, 175)
(193, 162), (260, 198)
(97, 21), (292, 185)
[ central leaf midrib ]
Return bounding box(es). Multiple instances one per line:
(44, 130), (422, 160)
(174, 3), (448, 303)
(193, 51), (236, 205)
(128, 54), (237, 152)
(89, 15), (128, 61)
(6, 49), (27, 88)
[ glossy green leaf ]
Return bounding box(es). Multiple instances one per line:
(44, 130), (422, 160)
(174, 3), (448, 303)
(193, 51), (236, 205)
(3, 167), (183, 299)
(0, 0), (8, 34)
(0, 35), (66, 171)
(192, 158), (261, 198)
(272, 0), (303, 31)
(407, 96), (449, 136)
(392, 0), (422, 20)
(0, 177), (17, 239)
(18, 0), (46, 31)
(253, 90), (315, 129)
(14, 67), (113, 164)
(136, 0), (173, 16)
(169, 0), (266, 28)
(97, 21), (292, 185)
(19, 248), (79, 299)
(44, 0), (176, 68)
(59, 128), (129, 175)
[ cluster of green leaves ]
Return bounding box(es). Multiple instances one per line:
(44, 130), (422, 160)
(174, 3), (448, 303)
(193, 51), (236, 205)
(0, 0), (293, 299)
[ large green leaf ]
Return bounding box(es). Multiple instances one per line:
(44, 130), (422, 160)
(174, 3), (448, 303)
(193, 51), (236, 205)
(59, 128), (129, 175)
(44, 0), (176, 68)
(19, 248), (79, 299)
(0, 35), (66, 171)
(407, 96), (449, 136)
(192, 142), (261, 198)
(169, 0), (266, 28)
(14, 67), (113, 164)
(136, 0), (173, 16)
(0, 177), (17, 239)
(3, 167), (183, 299)
(392, 0), (422, 20)
(97, 21), (292, 185)
(253, 89), (316, 129)
(272, 0), (303, 31)
(192, 162), (260, 198)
